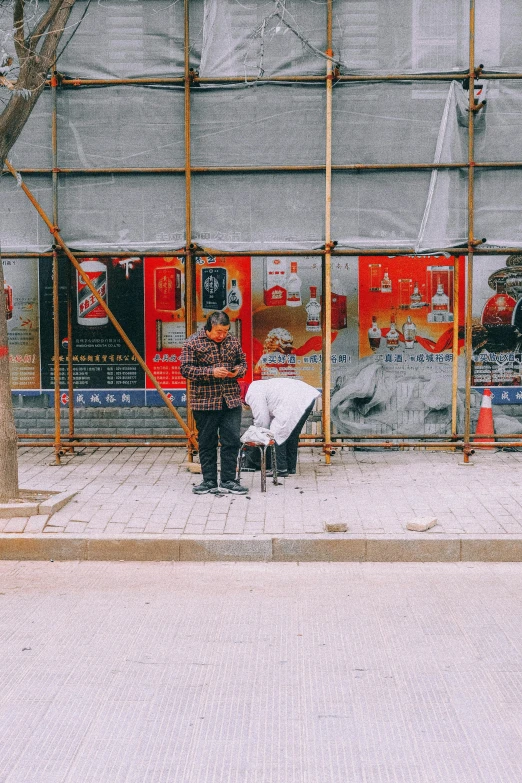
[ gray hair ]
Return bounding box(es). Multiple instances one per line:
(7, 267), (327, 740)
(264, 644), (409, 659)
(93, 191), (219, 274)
(205, 311), (230, 331)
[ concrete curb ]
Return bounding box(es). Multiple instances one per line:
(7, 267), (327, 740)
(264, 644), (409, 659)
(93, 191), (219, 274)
(0, 490), (77, 519)
(2, 533), (522, 561)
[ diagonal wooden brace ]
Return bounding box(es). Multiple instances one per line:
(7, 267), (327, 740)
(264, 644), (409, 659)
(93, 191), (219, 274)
(4, 160), (198, 449)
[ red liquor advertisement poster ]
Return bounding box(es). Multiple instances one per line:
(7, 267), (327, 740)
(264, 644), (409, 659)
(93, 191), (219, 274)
(471, 255), (522, 402)
(144, 256), (187, 390)
(358, 256), (465, 360)
(4, 258), (41, 390)
(144, 256), (252, 391)
(252, 257), (327, 387)
(196, 256), (253, 384)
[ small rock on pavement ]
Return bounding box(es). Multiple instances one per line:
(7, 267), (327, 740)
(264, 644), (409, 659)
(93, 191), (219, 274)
(406, 517), (437, 532)
(325, 522), (348, 533)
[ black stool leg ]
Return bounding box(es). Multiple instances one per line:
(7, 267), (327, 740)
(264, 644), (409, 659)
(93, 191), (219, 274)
(260, 445), (267, 493)
(271, 444), (278, 484)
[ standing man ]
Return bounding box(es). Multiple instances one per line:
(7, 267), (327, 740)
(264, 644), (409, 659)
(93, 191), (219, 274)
(180, 311), (248, 495)
(244, 378), (320, 477)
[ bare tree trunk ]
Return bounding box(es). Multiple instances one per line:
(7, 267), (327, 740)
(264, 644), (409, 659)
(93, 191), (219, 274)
(0, 0), (76, 499)
(0, 259), (19, 501)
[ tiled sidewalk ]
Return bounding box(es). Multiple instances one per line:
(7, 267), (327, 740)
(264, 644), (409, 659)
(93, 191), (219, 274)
(5, 445), (522, 539)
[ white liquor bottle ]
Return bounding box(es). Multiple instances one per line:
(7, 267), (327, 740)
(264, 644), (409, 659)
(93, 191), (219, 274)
(77, 259), (109, 327)
(402, 315), (416, 348)
(410, 281), (422, 308)
(227, 279), (242, 311)
(305, 286), (321, 331)
(432, 276), (450, 311)
(286, 261), (302, 307)
(380, 269), (392, 293)
(368, 316), (382, 351)
(386, 315), (399, 350)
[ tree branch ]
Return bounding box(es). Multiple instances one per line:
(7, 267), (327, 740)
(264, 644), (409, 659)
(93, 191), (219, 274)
(27, 0), (63, 51)
(39, 1), (76, 68)
(13, 0), (27, 64)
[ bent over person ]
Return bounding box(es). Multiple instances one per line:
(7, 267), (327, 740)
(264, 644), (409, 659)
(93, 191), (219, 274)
(180, 311), (248, 495)
(245, 378), (320, 477)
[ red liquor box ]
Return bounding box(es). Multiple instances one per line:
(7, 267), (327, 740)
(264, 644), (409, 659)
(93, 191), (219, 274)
(155, 267), (182, 312)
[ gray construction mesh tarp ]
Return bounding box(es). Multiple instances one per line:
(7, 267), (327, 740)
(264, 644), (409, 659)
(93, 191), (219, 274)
(1, 0), (522, 253)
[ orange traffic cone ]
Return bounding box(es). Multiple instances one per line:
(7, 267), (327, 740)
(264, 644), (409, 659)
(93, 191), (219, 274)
(474, 388), (495, 448)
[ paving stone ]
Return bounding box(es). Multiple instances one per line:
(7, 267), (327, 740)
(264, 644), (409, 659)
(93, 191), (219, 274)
(3, 518), (29, 533)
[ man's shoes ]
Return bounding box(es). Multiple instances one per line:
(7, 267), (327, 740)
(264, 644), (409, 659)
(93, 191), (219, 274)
(220, 480), (248, 495)
(267, 470), (287, 477)
(192, 480), (218, 495)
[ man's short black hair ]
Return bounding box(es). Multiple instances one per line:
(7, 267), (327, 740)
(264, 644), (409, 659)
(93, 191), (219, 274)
(205, 311), (230, 332)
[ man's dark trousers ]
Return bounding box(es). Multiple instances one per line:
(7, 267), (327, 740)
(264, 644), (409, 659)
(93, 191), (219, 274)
(193, 405), (242, 484)
(274, 401), (315, 473)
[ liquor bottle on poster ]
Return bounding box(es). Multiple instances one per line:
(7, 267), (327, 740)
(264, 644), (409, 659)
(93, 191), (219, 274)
(386, 314), (399, 350)
(368, 316), (382, 351)
(77, 259), (109, 327)
(305, 286), (321, 331)
(431, 276), (450, 311)
(286, 262), (302, 307)
(263, 258), (287, 306)
(410, 281), (423, 308)
(202, 267), (227, 311)
(380, 269), (392, 293)
(402, 315), (417, 349)
(4, 281), (13, 321)
(227, 279), (242, 311)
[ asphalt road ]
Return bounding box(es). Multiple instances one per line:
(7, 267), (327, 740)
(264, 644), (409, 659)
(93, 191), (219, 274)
(1, 561), (522, 782)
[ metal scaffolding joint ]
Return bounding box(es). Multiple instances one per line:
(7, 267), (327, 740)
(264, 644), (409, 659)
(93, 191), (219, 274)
(469, 99), (487, 112)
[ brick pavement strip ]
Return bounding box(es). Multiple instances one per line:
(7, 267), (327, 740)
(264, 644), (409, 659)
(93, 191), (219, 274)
(7, 448), (522, 561)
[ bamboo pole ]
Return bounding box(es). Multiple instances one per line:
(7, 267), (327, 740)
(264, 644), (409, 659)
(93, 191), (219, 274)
(463, 0), (476, 464)
(4, 160), (197, 449)
(7, 246), (522, 259)
(66, 259), (75, 443)
(321, 0), (333, 464)
(52, 249), (61, 463)
(52, 72), (522, 87)
(183, 0), (197, 462)
(50, 71), (62, 464)
(451, 255), (460, 436)
(7, 163), (471, 173)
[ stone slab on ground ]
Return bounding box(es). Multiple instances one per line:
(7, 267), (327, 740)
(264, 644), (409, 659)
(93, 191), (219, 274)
(406, 517), (438, 532)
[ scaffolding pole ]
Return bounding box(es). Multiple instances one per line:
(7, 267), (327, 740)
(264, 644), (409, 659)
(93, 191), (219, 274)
(451, 254), (460, 436)
(463, 0), (477, 464)
(321, 0), (334, 464)
(51, 69), (62, 465)
(52, 72), (522, 87)
(5, 247), (522, 260)
(184, 0), (197, 462)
